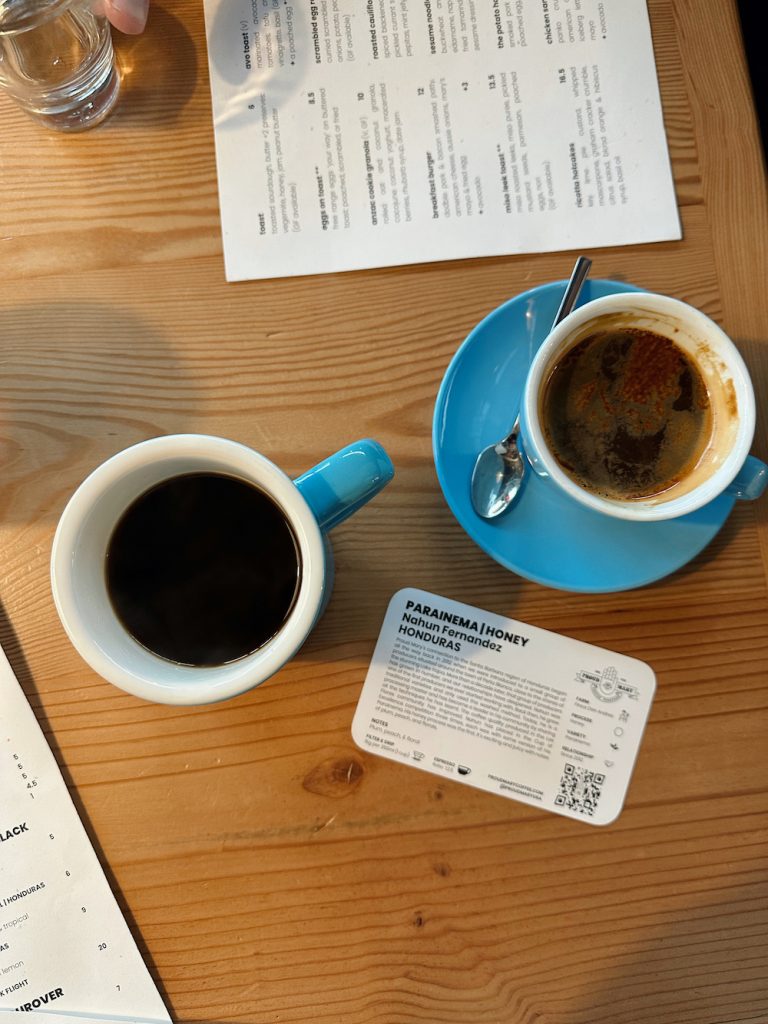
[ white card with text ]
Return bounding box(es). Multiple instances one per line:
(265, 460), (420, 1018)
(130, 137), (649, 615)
(0, 645), (169, 1019)
(353, 589), (655, 825)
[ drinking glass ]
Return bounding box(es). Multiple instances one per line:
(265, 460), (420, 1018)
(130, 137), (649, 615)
(0, 0), (119, 131)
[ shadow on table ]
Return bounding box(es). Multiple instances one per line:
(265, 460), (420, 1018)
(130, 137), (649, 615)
(666, 500), (751, 584)
(113, 3), (198, 128)
(563, 881), (768, 1022)
(0, 301), (199, 524)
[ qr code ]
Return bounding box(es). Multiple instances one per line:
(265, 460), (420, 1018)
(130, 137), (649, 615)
(554, 763), (605, 817)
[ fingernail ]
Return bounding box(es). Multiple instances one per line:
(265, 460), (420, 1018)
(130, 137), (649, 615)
(107, 0), (149, 33)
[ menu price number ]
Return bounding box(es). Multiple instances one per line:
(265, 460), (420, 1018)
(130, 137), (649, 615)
(12, 752), (38, 798)
(48, 834), (79, 887)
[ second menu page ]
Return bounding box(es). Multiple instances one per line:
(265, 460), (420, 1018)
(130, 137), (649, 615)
(204, 0), (680, 280)
(0, 647), (169, 1020)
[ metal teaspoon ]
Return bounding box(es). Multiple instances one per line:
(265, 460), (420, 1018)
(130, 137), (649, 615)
(469, 255), (592, 519)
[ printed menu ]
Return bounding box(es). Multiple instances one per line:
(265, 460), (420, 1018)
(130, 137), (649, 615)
(0, 645), (169, 1020)
(203, 0), (681, 280)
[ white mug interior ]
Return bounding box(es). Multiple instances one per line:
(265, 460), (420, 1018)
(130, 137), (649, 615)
(50, 435), (326, 705)
(522, 293), (756, 521)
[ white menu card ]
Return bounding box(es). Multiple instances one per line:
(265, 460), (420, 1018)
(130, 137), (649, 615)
(0, 645), (169, 1020)
(203, 0), (680, 280)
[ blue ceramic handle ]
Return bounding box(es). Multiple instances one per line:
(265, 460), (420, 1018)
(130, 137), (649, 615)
(294, 439), (394, 532)
(725, 454), (768, 501)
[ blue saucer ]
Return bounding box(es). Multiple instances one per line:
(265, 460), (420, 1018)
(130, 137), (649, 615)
(432, 279), (735, 592)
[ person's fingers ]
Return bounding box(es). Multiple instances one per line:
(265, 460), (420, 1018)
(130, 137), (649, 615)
(103, 0), (149, 33)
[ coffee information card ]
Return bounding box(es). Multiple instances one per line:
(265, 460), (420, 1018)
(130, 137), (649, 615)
(353, 589), (655, 825)
(0, 646), (169, 1020)
(203, 0), (680, 280)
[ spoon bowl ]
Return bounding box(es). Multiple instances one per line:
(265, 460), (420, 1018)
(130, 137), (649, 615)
(470, 256), (592, 519)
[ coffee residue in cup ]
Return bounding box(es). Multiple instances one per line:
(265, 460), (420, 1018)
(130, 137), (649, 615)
(542, 327), (713, 500)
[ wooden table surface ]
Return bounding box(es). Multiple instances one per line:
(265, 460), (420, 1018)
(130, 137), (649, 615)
(1, 1), (767, 1021)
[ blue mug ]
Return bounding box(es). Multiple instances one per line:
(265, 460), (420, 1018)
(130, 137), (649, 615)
(51, 434), (394, 705)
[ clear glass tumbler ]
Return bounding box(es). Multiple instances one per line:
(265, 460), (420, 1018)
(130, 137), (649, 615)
(0, 0), (119, 131)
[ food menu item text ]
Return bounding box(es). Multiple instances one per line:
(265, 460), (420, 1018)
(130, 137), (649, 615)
(204, 0), (680, 279)
(0, 647), (169, 1019)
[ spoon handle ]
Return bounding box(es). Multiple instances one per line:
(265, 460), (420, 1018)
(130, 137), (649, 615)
(553, 255), (592, 327)
(503, 256), (591, 448)
(501, 413), (521, 448)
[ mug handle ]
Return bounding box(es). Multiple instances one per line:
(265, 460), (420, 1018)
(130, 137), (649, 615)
(294, 439), (394, 532)
(725, 454), (768, 501)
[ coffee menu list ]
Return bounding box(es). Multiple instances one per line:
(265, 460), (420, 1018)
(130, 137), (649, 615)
(203, 0), (681, 280)
(0, 646), (169, 1020)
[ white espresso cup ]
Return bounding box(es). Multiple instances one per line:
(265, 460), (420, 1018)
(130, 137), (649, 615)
(519, 292), (766, 522)
(51, 434), (394, 705)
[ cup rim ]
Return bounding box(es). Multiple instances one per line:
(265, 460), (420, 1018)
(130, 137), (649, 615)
(521, 293), (756, 521)
(0, 0), (78, 36)
(50, 434), (327, 705)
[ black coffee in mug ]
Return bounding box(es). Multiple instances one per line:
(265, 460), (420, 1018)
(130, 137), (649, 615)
(106, 473), (302, 666)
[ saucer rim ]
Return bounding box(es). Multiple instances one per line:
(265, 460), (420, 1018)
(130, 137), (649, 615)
(432, 279), (735, 593)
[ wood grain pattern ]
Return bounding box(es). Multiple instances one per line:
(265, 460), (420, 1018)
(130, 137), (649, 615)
(1, 1), (767, 1022)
